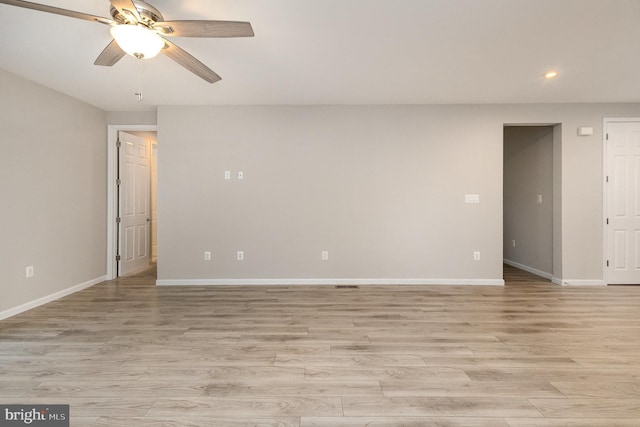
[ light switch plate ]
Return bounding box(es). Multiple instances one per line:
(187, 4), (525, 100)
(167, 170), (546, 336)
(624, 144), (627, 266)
(465, 194), (480, 204)
(578, 126), (594, 136)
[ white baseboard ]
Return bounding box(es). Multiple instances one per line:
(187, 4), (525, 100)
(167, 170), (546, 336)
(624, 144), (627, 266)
(503, 259), (552, 280)
(0, 276), (106, 320)
(156, 278), (505, 286)
(504, 259), (605, 286)
(554, 279), (606, 286)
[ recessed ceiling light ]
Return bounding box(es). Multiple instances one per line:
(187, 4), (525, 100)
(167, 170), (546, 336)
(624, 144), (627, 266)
(544, 70), (559, 80)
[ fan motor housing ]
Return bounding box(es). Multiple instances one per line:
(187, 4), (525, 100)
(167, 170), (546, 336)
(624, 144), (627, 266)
(110, 0), (164, 27)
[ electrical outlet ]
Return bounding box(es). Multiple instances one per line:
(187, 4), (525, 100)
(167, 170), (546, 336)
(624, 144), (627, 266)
(25, 266), (34, 278)
(537, 194), (543, 204)
(224, 171), (231, 180)
(237, 251), (244, 261)
(512, 240), (516, 248)
(473, 251), (480, 261)
(321, 251), (329, 260)
(204, 251), (211, 261)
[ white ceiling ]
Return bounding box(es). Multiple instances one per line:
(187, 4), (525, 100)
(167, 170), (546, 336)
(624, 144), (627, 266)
(1, 0), (640, 111)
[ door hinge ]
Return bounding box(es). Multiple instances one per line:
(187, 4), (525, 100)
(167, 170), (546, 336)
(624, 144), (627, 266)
(116, 140), (122, 148)
(606, 218), (609, 225)
(606, 133), (609, 141)
(606, 175), (609, 183)
(607, 260), (610, 267)
(116, 255), (121, 261)
(116, 178), (121, 186)
(116, 217), (121, 223)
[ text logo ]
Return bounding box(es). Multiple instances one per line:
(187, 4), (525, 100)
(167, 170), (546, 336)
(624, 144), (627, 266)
(0, 406), (69, 427)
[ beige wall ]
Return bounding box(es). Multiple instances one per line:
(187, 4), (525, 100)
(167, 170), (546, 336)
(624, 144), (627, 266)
(157, 104), (640, 285)
(157, 105), (504, 284)
(503, 126), (554, 276)
(107, 111), (157, 126)
(0, 69), (108, 316)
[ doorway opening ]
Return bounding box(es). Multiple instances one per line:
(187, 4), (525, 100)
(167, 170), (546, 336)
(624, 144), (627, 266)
(107, 125), (158, 280)
(503, 124), (562, 284)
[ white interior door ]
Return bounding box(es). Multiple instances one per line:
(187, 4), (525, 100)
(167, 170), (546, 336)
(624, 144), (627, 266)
(606, 121), (640, 284)
(119, 131), (150, 276)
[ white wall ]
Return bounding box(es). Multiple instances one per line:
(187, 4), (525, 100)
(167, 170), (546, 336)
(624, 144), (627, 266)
(504, 126), (554, 276)
(157, 104), (640, 285)
(0, 69), (108, 317)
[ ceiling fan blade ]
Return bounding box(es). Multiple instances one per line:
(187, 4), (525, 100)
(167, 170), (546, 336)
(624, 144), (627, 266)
(94, 39), (126, 66)
(154, 20), (254, 38)
(0, 0), (113, 24)
(161, 39), (221, 84)
(109, 0), (141, 23)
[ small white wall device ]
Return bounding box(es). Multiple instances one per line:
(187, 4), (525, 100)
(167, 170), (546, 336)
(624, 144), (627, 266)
(577, 126), (594, 136)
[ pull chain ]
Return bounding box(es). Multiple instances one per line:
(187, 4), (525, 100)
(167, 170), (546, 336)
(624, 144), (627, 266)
(135, 59), (143, 102)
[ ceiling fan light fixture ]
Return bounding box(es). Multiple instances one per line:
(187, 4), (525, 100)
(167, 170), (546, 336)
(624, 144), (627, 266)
(2, 0), (254, 83)
(110, 24), (164, 59)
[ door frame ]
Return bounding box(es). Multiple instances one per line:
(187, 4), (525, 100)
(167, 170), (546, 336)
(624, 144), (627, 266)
(602, 117), (640, 285)
(107, 124), (158, 280)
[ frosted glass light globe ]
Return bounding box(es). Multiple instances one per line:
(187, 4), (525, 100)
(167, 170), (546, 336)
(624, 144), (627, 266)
(110, 25), (164, 59)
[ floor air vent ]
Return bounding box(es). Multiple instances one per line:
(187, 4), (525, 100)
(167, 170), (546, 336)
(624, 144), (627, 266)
(335, 285), (359, 289)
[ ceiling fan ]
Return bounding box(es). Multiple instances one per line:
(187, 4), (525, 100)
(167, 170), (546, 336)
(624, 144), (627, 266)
(0, 0), (254, 83)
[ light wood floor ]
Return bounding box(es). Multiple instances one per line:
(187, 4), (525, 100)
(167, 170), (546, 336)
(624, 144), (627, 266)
(2, 266), (640, 426)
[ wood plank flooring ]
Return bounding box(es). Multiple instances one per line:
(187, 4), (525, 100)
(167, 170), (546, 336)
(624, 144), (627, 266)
(2, 265), (640, 426)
